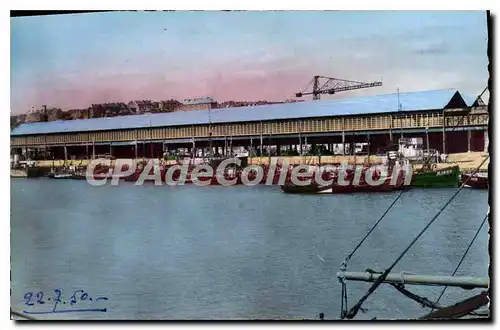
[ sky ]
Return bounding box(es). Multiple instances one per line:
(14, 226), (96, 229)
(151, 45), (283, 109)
(10, 11), (489, 114)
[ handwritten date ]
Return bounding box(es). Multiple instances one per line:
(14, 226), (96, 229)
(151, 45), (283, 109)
(23, 289), (108, 314)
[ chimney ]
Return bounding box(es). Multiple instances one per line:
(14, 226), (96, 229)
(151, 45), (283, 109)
(42, 105), (48, 122)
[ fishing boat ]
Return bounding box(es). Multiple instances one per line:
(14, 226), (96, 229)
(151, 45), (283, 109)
(331, 175), (405, 194)
(280, 166), (406, 194)
(461, 171), (488, 189)
(411, 164), (460, 188)
(71, 173), (87, 180)
(281, 150), (409, 194)
(51, 173), (73, 179)
(281, 181), (334, 194)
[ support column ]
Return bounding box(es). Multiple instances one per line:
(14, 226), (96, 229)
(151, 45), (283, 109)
(260, 122), (264, 157)
(426, 128), (430, 152)
(468, 129), (471, 152)
(260, 134), (263, 156)
(92, 141), (95, 159)
(304, 136), (308, 155)
(230, 136), (234, 157)
(367, 134), (370, 157)
(342, 117), (346, 156)
(342, 131), (346, 156)
(64, 144), (68, 161)
(389, 114), (393, 142)
(192, 138), (196, 162)
(400, 115), (404, 139)
(299, 133), (302, 156)
(442, 112), (446, 154)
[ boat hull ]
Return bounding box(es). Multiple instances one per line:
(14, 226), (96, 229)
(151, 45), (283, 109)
(411, 166), (460, 188)
(461, 173), (488, 189)
(281, 182), (333, 194)
(280, 166), (408, 194)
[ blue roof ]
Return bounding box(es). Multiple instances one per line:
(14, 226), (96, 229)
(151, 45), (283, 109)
(11, 89), (467, 136)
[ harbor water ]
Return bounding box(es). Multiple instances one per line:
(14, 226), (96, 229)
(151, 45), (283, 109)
(10, 178), (489, 320)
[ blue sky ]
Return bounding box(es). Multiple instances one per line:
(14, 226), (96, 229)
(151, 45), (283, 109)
(11, 11), (489, 113)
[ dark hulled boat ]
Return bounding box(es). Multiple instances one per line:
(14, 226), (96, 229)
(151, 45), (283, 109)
(461, 172), (488, 189)
(280, 164), (408, 194)
(280, 181), (333, 194)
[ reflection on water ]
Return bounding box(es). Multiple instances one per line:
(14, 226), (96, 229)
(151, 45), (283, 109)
(11, 179), (489, 320)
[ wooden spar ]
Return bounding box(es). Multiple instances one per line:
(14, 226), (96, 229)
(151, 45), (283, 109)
(337, 271), (489, 289)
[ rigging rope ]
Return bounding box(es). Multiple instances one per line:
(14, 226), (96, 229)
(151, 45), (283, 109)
(432, 213), (489, 310)
(340, 108), (474, 269)
(338, 108), (480, 318)
(363, 268), (442, 309)
(343, 155), (489, 319)
(390, 283), (442, 310)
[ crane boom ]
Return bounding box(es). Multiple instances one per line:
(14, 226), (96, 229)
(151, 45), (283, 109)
(296, 75), (383, 100)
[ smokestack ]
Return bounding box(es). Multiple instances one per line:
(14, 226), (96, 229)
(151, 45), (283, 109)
(42, 105), (48, 122)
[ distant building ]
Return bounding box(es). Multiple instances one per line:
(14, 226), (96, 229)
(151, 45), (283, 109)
(128, 100), (156, 114)
(90, 103), (130, 118)
(67, 108), (91, 120)
(90, 104), (106, 118)
(46, 108), (65, 121)
(159, 99), (183, 112)
(180, 97), (217, 111)
(25, 110), (44, 123)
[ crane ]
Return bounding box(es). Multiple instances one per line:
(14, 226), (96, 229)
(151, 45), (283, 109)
(295, 75), (383, 100)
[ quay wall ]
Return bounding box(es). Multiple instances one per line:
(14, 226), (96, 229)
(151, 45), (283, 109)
(26, 152), (488, 171)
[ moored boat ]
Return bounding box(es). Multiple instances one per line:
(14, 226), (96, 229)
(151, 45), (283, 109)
(281, 181), (333, 194)
(71, 173), (87, 180)
(461, 171), (488, 189)
(411, 165), (460, 188)
(52, 173), (73, 179)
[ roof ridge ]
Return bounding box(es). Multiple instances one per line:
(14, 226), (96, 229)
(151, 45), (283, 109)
(11, 88), (463, 136)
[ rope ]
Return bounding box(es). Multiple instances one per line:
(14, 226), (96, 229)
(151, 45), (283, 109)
(340, 106), (474, 269)
(432, 213), (489, 310)
(390, 283), (442, 309)
(343, 155), (489, 319)
(337, 89), (487, 318)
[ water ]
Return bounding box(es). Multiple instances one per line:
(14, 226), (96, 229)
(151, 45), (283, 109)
(10, 178), (489, 320)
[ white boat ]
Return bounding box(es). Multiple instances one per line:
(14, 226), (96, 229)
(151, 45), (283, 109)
(52, 173), (73, 179)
